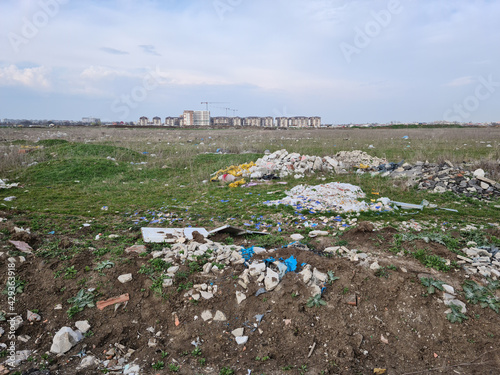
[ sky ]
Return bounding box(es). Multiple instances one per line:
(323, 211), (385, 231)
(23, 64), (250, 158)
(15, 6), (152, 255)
(0, 0), (499, 124)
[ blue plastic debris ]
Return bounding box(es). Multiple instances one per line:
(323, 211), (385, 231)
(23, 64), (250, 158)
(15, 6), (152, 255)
(240, 246), (255, 262)
(284, 255), (297, 273)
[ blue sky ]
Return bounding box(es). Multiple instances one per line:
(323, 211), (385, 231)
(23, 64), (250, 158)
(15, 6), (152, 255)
(0, 0), (499, 123)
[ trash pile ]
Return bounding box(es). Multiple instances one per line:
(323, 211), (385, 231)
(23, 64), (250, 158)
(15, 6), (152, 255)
(210, 150), (388, 183)
(457, 244), (500, 278)
(369, 161), (500, 199)
(210, 161), (256, 187)
(243, 149), (387, 179)
(264, 182), (392, 213)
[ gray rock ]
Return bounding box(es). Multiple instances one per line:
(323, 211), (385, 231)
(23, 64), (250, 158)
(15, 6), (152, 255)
(291, 233), (304, 241)
(50, 326), (83, 354)
(118, 273), (133, 283)
(213, 310), (227, 321)
(235, 336), (249, 345)
(201, 310), (213, 321)
(77, 355), (99, 370)
(264, 267), (280, 291)
(236, 291), (247, 304)
(75, 320), (91, 334)
(231, 328), (244, 337)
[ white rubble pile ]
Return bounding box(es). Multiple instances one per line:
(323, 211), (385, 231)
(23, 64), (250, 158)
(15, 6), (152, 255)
(264, 182), (392, 213)
(242, 149), (387, 179)
(148, 237), (331, 299)
(456, 246), (500, 279)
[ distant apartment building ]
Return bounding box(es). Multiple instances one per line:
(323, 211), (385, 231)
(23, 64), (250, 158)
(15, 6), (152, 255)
(194, 110), (210, 126)
(262, 117), (274, 127)
(309, 116), (321, 128)
(140, 113), (320, 128)
(183, 111), (194, 126)
(232, 117), (242, 126)
(165, 117), (181, 127)
(183, 110), (210, 126)
(212, 117), (231, 126)
(276, 117), (288, 128)
(243, 117), (261, 127)
(289, 116), (309, 128)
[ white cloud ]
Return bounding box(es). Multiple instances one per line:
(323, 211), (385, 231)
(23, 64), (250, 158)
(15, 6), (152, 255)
(80, 66), (134, 80)
(445, 76), (475, 87)
(0, 64), (50, 89)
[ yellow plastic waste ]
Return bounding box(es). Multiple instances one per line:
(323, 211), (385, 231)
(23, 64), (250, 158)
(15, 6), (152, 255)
(211, 161), (256, 182)
(359, 163), (370, 169)
(228, 179), (246, 188)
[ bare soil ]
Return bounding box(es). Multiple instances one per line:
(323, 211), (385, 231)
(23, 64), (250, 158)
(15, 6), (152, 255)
(1, 212), (500, 375)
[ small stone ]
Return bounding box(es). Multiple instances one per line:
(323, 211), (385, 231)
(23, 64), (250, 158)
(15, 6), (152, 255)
(77, 355), (99, 370)
(75, 320), (91, 333)
(264, 267), (280, 291)
(299, 266), (313, 284)
(473, 169), (485, 178)
(124, 364), (141, 374)
(444, 299), (467, 313)
(231, 328), (244, 337)
(18, 334), (31, 342)
(201, 310), (213, 321)
(148, 338), (157, 347)
(162, 278), (173, 287)
(236, 291), (247, 304)
(312, 268), (327, 282)
(235, 336), (248, 345)
(125, 245), (147, 254)
(442, 285), (455, 295)
(200, 291), (214, 300)
(11, 315), (23, 331)
(50, 327), (83, 354)
(27, 310), (41, 322)
(118, 273), (133, 283)
(213, 310), (227, 321)
(370, 261), (381, 271)
(249, 262), (266, 277)
(167, 265), (179, 274)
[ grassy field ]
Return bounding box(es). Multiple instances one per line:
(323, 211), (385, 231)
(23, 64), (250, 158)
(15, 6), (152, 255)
(0, 126), (499, 237)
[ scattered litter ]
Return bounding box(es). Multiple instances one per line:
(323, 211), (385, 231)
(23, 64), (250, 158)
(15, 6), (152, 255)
(0, 179), (19, 189)
(307, 342), (316, 358)
(3, 196), (16, 201)
(8, 240), (33, 254)
(208, 225), (269, 237)
(391, 201), (423, 210)
(96, 293), (130, 310)
(141, 227), (209, 243)
(265, 182), (392, 213)
(255, 288), (267, 297)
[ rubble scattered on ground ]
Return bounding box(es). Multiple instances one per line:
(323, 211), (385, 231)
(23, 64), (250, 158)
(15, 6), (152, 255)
(457, 244), (500, 278)
(264, 182), (392, 213)
(369, 161), (500, 199)
(208, 149), (499, 200)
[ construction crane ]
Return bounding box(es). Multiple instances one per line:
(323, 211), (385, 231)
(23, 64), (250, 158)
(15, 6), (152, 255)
(225, 108), (238, 116)
(200, 102), (228, 111)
